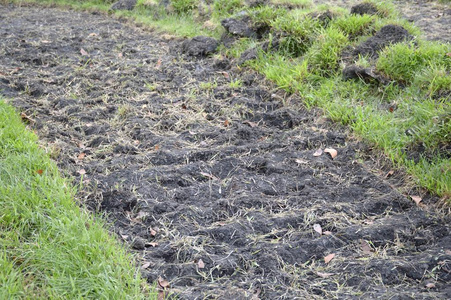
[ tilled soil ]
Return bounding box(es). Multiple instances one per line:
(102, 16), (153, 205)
(1, 3), (451, 299)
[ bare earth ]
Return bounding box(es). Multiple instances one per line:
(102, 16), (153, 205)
(0, 2), (450, 299)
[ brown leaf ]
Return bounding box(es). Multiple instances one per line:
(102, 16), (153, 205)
(313, 224), (322, 235)
(36, 169), (44, 175)
(324, 148), (338, 159)
(80, 48), (88, 56)
(360, 239), (373, 255)
(446, 52), (451, 57)
(385, 170), (394, 178)
(243, 120), (258, 128)
(158, 277), (170, 289)
(316, 271), (334, 278)
(149, 228), (157, 236)
(324, 253), (335, 264)
(425, 282), (435, 289)
(224, 119), (230, 127)
(155, 58), (162, 69)
(197, 259), (205, 269)
(181, 103), (187, 109)
(78, 169), (86, 175)
(313, 148), (323, 157)
(141, 262), (151, 269)
(77, 152), (86, 160)
(154, 144), (160, 151)
(20, 112), (35, 124)
(410, 195), (422, 205)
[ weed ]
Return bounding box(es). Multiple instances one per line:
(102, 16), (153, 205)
(213, 0), (243, 19)
(331, 14), (375, 38)
(171, 0), (198, 14)
(306, 26), (348, 76)
(228, 79), (243, 88)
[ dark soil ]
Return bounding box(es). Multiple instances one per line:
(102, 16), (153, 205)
(1, 3), (451, 300)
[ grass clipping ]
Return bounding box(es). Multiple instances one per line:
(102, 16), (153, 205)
(0, 100), (149, 298)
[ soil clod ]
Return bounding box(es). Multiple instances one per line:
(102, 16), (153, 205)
(181, 36), (219, 56)
(110, 0), (137, 11)
(353, 24), (414, 59)
(350, 2), (379, 16)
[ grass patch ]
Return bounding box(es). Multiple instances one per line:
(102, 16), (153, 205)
(0, 99), (152, 298)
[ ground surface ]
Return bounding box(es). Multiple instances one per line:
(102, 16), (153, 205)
(1, 2), (451, 299)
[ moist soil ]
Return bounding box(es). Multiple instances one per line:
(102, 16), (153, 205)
(1, 2), (451, 299)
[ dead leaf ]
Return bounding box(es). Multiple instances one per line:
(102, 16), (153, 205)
(41, 40), (51, 44)
(36, 169), (44, 175)
(385, 170), (394, 178)
(141, 262), (151, 269)
(80, 48), (88, 56)
(155, 58), (162, 69)
(316, 271), (334, 278)
(20, 112), (35, 124)
(323, 231), (332, 235)
(181, 103), (187, 109)
(117, 52), (123, 58)
(120, 234), (129, 240)
(313, 148), (323, 157)
(425, 282), (435, 288)
(295, 158), (308, 165)
(410, 195), (422, 205)
(313, 224), (322, 235)
(200, 172), (219, 180)
(147, 242), (158, 247)
(445, 250), (451, 255)
(243, 120), (258, 128)
(224, 119), (230, 127)
(360, 239), (373, 255)
(446, 52), (451, 57)
(197, 259), (205, 269)
(158, 277), (170, 289)
(154, 144), (160, 151)
(77, 152), (86, 160)
(78, 169), (86, 175)
(324, 253), (335, 264)
(88, 32), (97, 37)
(324, 148), (338, 159)
(149, 228), (157, 236)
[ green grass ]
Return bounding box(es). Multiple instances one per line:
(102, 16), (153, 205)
(0, 100), (153, 298)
